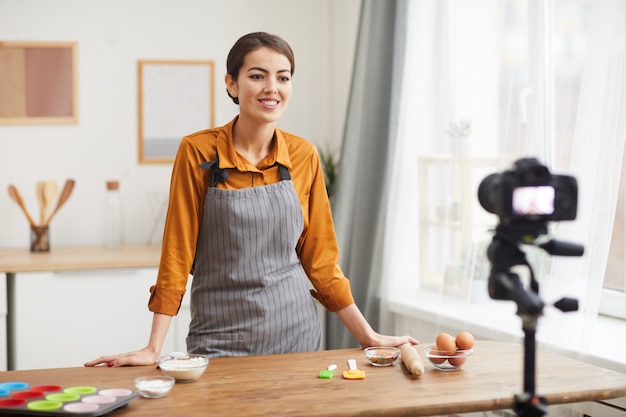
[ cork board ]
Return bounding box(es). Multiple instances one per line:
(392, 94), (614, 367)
(0, 41), (77, 124)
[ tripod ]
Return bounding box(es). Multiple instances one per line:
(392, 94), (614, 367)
(486, 223), (582, 417)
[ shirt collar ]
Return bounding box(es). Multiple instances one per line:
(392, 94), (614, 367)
(216, 116), (293, 171)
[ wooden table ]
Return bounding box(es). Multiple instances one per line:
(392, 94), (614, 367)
(1, 341), (625, 416)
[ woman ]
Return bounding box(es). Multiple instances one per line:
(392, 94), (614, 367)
(86, 32), (417, 367)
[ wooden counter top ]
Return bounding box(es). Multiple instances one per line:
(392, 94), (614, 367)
(2, 341), (625, 416)
(0, 244), (161, 273)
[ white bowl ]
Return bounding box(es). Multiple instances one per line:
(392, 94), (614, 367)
(134, 375), (175, 398)
(158, 353), (209, 382)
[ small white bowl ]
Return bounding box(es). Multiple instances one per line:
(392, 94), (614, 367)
(158, 353), (209, 382)
(364, 347), (401, 366)
(134, 375), (175, 398)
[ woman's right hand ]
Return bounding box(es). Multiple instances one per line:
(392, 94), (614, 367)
(83, 347), (159, 368)
(84, 312), (172, 367)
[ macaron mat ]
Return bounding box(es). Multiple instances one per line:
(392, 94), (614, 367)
(0, 381), (138, 416)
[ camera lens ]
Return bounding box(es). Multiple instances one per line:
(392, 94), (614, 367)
(477, 173), (500, 215)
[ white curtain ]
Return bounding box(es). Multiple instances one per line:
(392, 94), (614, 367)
(382, 0), (626, 361)
(327, 0), (408, 349)
(542, 0), (626, 358)
(382, 0), (447, 297)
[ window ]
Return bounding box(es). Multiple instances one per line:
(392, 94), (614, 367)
(388, 0), (626, 353)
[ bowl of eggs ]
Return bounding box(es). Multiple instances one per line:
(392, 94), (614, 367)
(424, 331), (475, 371)
(364, 347), (401, 366)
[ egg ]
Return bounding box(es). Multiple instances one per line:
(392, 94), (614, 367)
(448, 353), (467, 367)
(435, 332), (457, 356)
(455, 331), (475, 350)
(428, 353), (446, 364)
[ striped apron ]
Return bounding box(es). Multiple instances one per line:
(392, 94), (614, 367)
(186, 156), (322, 357)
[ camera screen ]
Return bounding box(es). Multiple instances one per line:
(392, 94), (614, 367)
(512, 186), (555, 216)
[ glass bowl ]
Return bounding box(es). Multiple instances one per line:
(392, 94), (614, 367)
(364, 347), (401, 366)
(423, 344), (473, 371)
(134, 376), (175, 398)
(158, 353), (209, 382)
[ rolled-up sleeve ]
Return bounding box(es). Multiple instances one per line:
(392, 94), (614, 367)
(295, 145), (354, 312)
(148, 134), (210, 315)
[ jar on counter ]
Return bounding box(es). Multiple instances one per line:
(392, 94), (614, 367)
(104, 180), (124, 249)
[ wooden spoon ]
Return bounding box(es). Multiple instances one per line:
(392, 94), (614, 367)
(43, 180), (59, 224)
(36, 181), (46, 225)
(44, 179), (75, 225)
(8, 184), (37, 227)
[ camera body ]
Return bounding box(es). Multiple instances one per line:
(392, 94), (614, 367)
(478, 158), (578, 224)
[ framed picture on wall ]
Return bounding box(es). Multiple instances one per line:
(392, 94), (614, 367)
(0, 41), (78, 124)
(138, 60), (215, 164)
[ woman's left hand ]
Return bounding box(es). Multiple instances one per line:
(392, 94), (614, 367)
(363, 333), (419, 348)
(335, 303), (419, 348)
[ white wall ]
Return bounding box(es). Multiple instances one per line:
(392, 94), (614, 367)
(0, 0), (360, 248)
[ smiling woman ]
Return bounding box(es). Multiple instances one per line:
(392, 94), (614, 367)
(225, 46), (293, 165)
(85, 31), (417, 368)
(224, 31), (295, 105)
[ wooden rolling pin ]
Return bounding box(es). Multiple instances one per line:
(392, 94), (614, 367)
(400, 343), (424, 377)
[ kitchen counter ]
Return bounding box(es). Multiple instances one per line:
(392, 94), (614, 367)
(0, 244), (161, 272)
(1, 341), (625, 416)
(0, 244), (164, 371)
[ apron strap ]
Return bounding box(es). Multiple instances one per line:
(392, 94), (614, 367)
(277, 163), (291, 181)
(199, 151), (229, 187)
(200, 152), (291, 187)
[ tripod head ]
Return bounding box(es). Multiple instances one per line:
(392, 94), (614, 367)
(486, 223), (582, 320)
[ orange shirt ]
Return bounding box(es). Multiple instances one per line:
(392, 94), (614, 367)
(148, 117), (354, 315)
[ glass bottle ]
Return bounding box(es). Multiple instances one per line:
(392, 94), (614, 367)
(104, 180), (123, 249)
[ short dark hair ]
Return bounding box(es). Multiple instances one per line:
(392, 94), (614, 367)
(226, 32), (295, 104)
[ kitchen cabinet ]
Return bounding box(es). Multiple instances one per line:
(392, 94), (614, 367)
(0, 244), (190, 370)
(12, 268), (188, 370)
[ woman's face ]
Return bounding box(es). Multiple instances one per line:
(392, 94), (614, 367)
(226, 46), (292, 125)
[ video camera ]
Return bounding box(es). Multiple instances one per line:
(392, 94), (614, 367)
(477, 157), (583, 284)
(478, 158), (578, 225)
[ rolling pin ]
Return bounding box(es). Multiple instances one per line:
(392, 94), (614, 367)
(400, 343), (424, 377)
